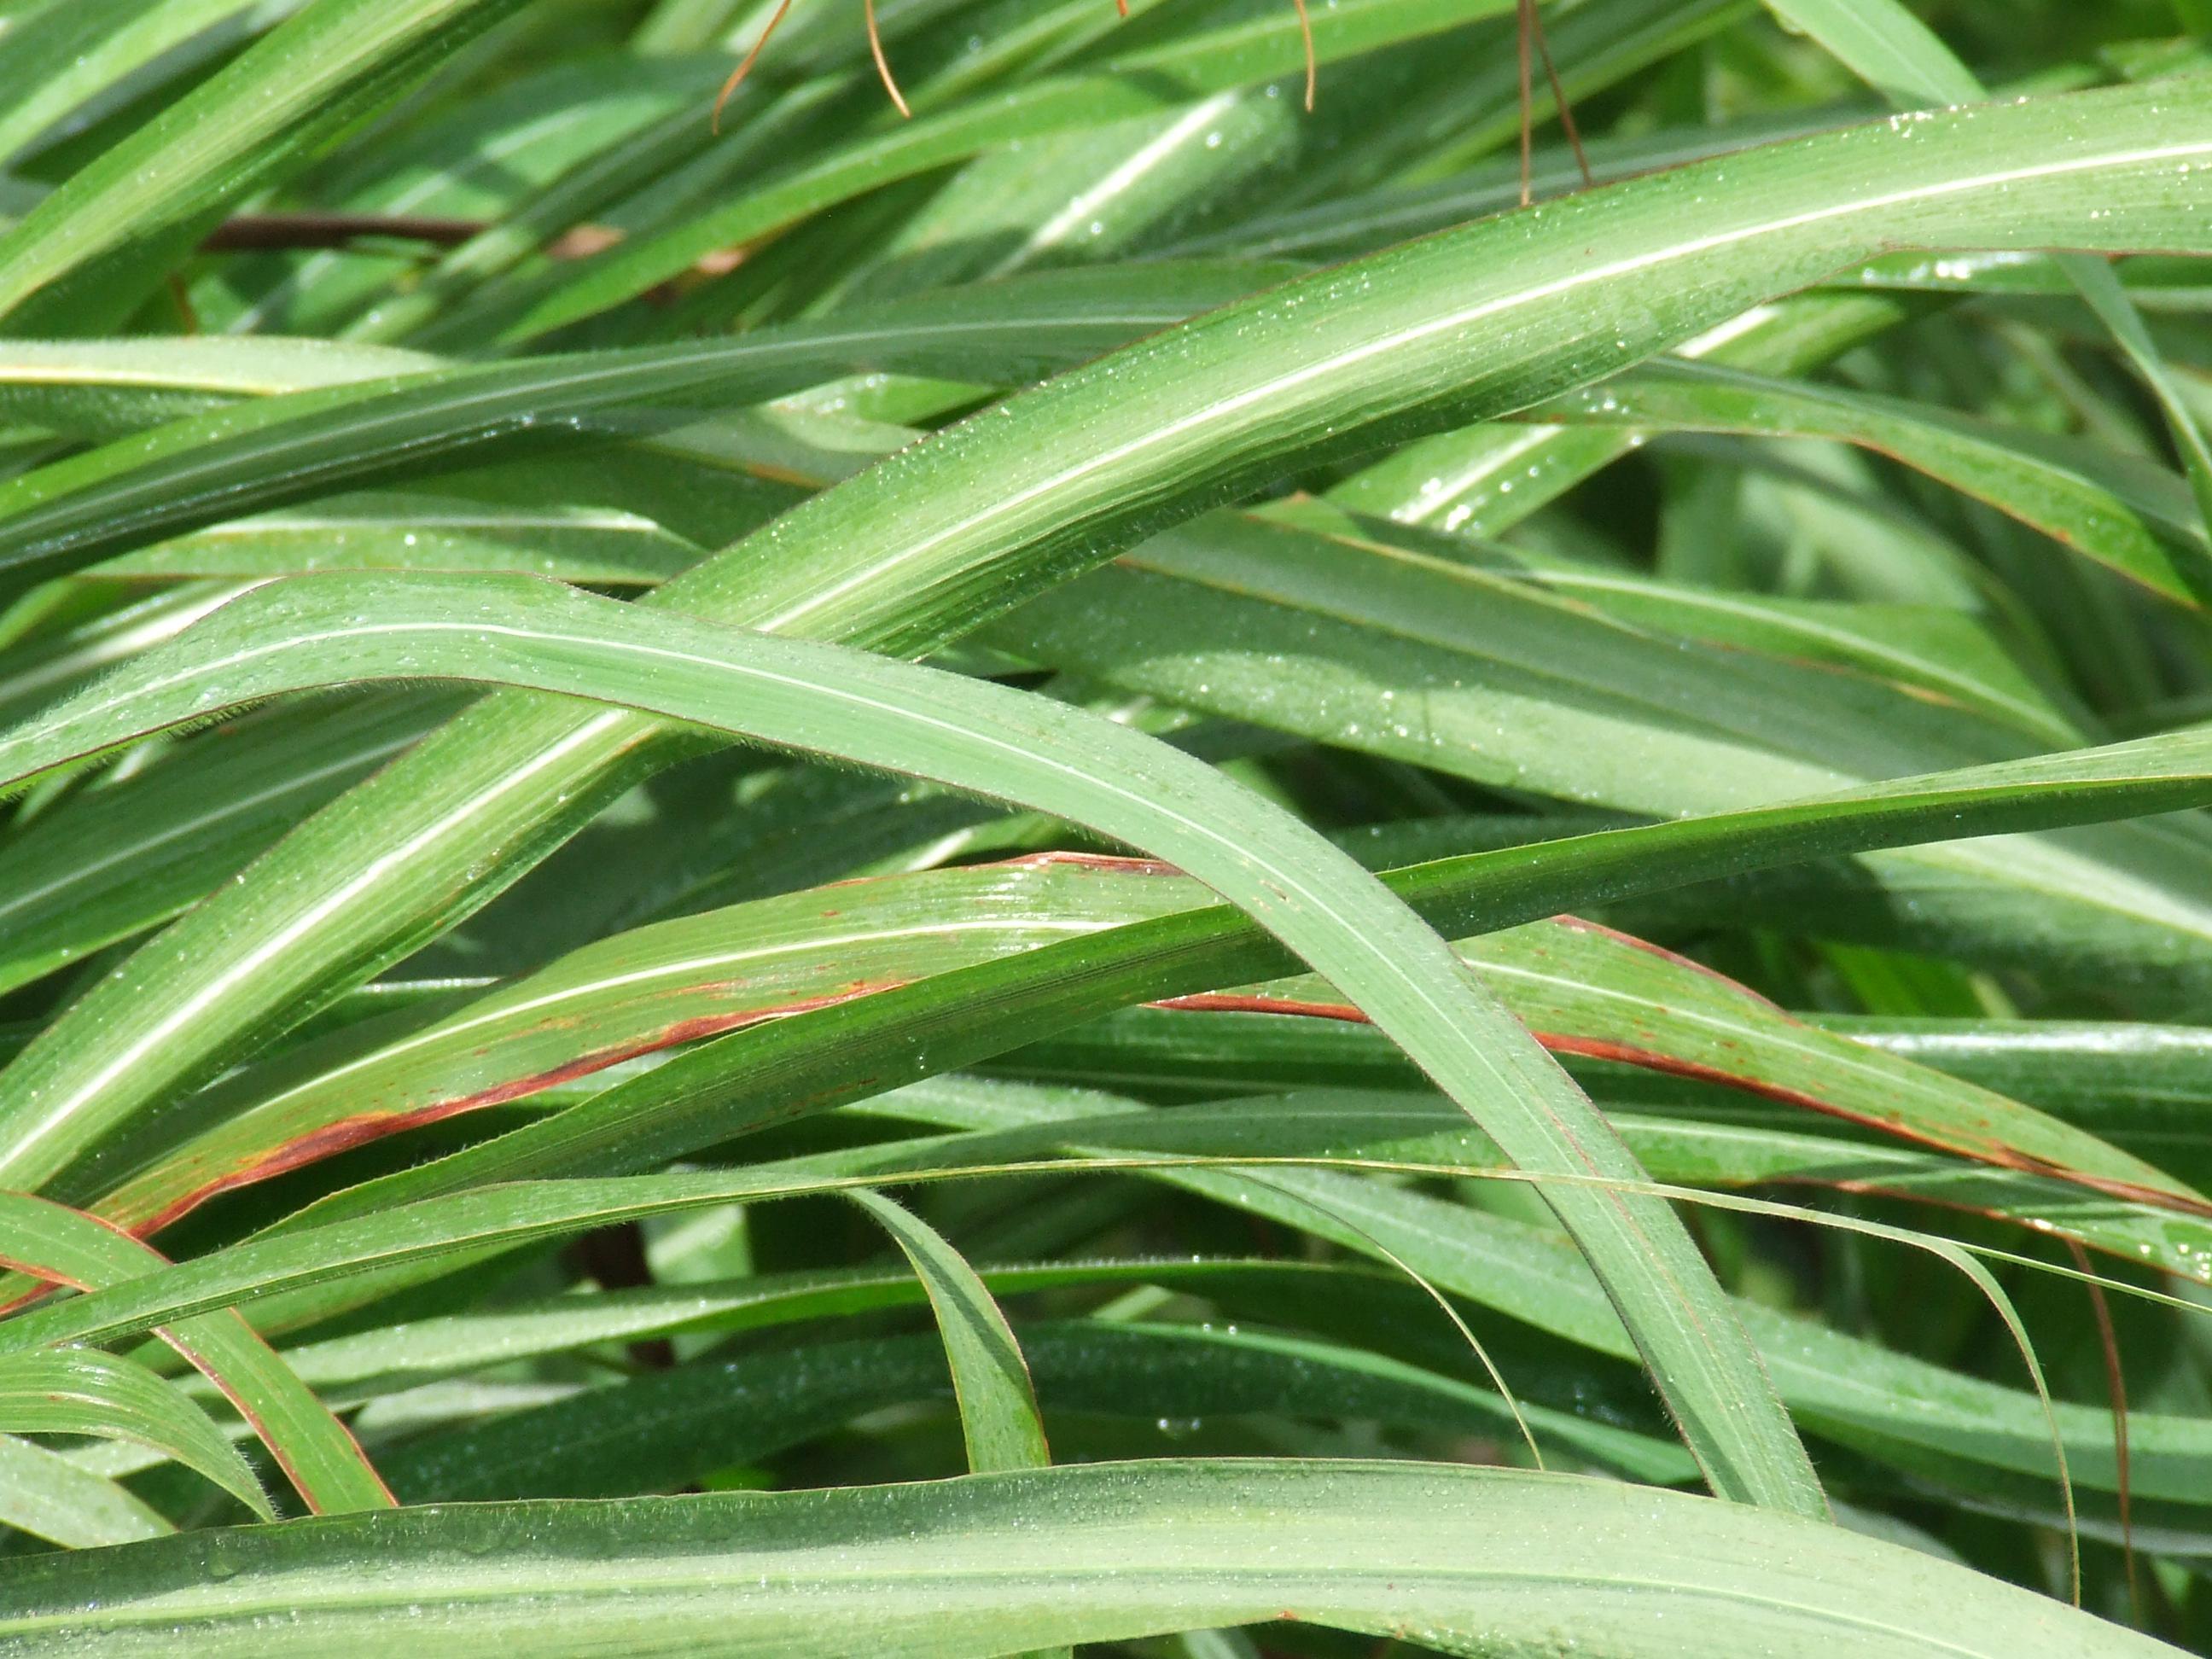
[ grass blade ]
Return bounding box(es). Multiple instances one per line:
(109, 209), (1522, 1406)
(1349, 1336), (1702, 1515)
(847, 1190), (1050, 1473)
(0, 1349), (269, 1520)
(0, 569), (1826, 1515)
(0, 1191), (388, 1516)
(0, 1459), (2180, 1655)
(8, 84), (2206, 1309)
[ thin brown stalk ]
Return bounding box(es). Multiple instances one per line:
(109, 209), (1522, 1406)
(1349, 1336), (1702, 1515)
(1293, 0), (1316, 111)
(1517, 0), (1536, 207)
(713, 0), (797, 131)
(867, 0), (912, 118)
(2064, 1236), (2139, 1623)
(1528, 0), (1593, 189)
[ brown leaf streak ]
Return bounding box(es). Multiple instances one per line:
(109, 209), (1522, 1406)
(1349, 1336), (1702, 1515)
(123, 857), (1182, 1231)
(2065, 1233), (2138, 1614)
(1549, 914), (1791, 1012)
(1003, 849), (1185, 876)
(0, 1200), (390, 1512)
(131, 992), (894, 1237)
(1156, 994), (2212, 1221)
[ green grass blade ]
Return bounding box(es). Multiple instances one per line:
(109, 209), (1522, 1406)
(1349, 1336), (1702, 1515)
(0, 0), (533, 319)
(1765, 0), (2212, 542)
(0, 1349), (269, 1520)
(0, 695), (459, 998)
(1534, 359), (2212, 603)
(0, 1459), (2180, 1655)
(847, 1190), (1049, 1474)
(0, 0), (276, 167)
(0, 1434), (174, 1549)
(1760, 0), (1981, 107)
(0, 263), (1277, 592)
(244, 1257), (1680, 1482)
(0, 1191), (389, 1516)
(360, 1318), (1681, 1500)
(8, 83), (2206, 1299)
(0, 569), (1826, 1516)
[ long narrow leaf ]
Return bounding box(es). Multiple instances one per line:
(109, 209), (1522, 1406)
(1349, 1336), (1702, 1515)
(0, 569), (1825, 1514)
(0, 1460), (2174, 1657)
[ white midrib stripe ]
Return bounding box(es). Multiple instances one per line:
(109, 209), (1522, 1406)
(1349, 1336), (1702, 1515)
(765, 132), (2212, 633)
(0, 734), (421, 922)
(13, 129), (2203, 1174)
(0, 613), (1532, 1173)
(249, 914), (1121, 1115)
(998, 93), (1243, 272)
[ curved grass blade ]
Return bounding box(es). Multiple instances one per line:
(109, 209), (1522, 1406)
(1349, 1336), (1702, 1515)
(0, 569), (1825, 1516)
(847, 1190), (1049, 1475)
(0, 1348), (269, 1520)
(9, 84), (2208, 1296)
(0, 1433), (174, 1549)
(36, 575), (2212, 1253)
(0, 1459), (2177, 1658)
(0, 1191), (389, 1516)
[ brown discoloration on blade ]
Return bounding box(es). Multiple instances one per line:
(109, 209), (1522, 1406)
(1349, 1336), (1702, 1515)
(130, 990), (901, 1237)
(116, 855), (1180, 1236)
(547, 224), (624, 259)
(1004, 849), (1186, 877)
(1539, 1032), (2212, 1219)
(2066, 1233), (2136, 1615)
(1550, 914), (1793, 1011)
(1153, 985), (2212, 1221)
(163, 1326), (395, 1513)
(812, 850), (1184, 894)
(1155, 992), (1370, 1022)
(0, 1202), (392, 1513)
